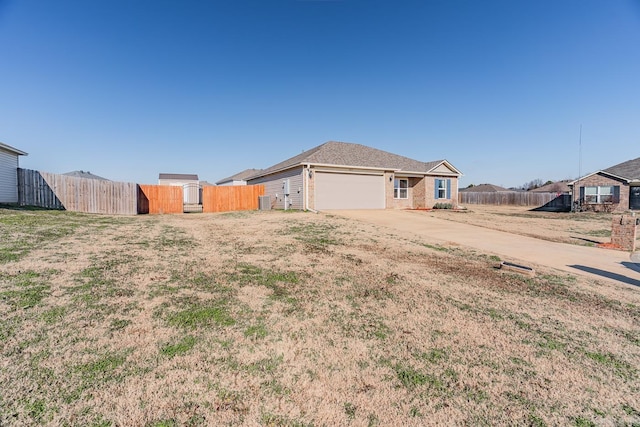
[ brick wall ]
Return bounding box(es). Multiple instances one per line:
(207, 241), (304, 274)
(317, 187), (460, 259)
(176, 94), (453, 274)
(412, 177), (426, 209)
(611, 214), (638, 251)
(574, 173), (629, 212)
(425, 176), (458, 208)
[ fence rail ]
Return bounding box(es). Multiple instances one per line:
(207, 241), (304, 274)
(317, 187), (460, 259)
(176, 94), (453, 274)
(458, 191), (571, 209)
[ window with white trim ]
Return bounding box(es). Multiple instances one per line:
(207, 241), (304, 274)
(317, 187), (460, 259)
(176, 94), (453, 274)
(437, 179), (447, 199)
(584, 186), (616, 203)
(394, 178), (408, 199)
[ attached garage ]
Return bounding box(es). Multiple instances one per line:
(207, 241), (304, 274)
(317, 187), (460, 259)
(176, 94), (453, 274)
(315, 171), (385, 210)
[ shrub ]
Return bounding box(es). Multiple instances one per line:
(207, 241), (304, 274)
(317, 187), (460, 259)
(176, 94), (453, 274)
(433, 203), (453, 210)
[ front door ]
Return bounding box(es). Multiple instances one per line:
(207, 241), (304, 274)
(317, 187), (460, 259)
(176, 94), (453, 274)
(630, 186), (640, 210)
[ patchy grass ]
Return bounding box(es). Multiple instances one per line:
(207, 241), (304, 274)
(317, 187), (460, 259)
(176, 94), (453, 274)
(0, 208), (639, 425)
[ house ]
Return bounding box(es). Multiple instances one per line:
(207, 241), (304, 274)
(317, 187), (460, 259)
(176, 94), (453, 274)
(158, 173), (200, 205)
(570, 157), (640, 212)
(246, 141), (462, 210)
(215, 168), (262, 186)
(0, 142), (28, 204)
(459, 184), (510, 193)
(63, 170), (109, 180)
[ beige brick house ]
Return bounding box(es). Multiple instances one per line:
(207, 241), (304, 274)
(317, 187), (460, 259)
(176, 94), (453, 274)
(246, 141), (462, 211)
(569, 157), (640, 212)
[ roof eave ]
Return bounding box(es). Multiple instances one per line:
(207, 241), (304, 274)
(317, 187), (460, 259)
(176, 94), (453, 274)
(569, 170), (631, 185)
(0, 142), (28, 156)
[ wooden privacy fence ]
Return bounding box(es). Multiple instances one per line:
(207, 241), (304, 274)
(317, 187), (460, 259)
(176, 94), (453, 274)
(459, 191), (571, 208)
(137, 185), (184, 214)
(17, 169), (266, 215)
(17, 169), (64, 210)
(203, 185), (265, 213)
(18, 169), (137, 214)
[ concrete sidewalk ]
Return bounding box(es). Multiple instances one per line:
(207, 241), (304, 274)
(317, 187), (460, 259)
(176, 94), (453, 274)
(334, 210), (640, 288)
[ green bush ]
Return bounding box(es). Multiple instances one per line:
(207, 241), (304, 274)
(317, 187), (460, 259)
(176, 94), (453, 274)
(432, 203), (453, 210)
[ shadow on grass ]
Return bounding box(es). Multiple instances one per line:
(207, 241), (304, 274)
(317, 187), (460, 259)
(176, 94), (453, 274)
(568, 264), (640, 288)
(570, 236), (603, 245)
(0, 203), (63, 212)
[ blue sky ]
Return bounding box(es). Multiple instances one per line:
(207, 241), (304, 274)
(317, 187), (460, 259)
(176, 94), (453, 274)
(1, 0), (639, 187)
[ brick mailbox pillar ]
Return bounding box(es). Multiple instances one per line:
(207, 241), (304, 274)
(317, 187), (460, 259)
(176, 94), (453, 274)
(611, 214), (638, 252)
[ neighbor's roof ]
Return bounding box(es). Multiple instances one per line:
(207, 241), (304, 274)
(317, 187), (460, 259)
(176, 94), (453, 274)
(249, 141), (461, 179)
(602, 157), (640, 181)
(215, 168), (262, 185)
(569, 156), (640, 185)
(63, 170), (109, 181)
(0, 142), (28, 156)
(158, 173), (199, 180)
(459, 184), (510, 193)
(529, 181), (571, 193)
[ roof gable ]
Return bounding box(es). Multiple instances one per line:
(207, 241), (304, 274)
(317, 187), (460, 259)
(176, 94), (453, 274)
(252, 141), (460, 178)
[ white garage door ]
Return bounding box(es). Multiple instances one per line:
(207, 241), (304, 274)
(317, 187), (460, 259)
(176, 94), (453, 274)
(315, 172), (385, 210)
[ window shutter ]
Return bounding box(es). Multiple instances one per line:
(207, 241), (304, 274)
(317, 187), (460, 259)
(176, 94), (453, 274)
(579, 186), (585, 201)
(446, 179), (451, 199)
(434, 179), (439, 199)
(613, 186), (620, 203)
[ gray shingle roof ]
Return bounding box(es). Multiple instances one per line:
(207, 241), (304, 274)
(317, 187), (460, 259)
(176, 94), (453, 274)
(216, 168), (262, 185)
(459, 184), (510, 193)
(602, 157), (640, 181)
(529, 181), (571, 193)
(253, 141), (449, 178)
(63, 170), (109, 181)
(158, 173), (199, 180)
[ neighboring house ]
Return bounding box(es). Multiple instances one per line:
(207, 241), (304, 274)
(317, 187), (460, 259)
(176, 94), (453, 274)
(158, 173), (200, 205)
(569, 157), (640, 212)
(63, 170), (109, 180)
(459, 184), (510, 193)
(246, 141), (462, 210)
(0, 142), (28, 204)
(215, 168), (262, 186)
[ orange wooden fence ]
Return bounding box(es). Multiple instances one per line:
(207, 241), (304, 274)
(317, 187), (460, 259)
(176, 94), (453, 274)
(138, 185), (183, 214)
(202, 185), (264, 213)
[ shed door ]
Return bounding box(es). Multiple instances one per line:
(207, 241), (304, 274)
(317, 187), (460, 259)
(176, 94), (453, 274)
(315, 172), (385, 210)
(630, 186), (640, 210)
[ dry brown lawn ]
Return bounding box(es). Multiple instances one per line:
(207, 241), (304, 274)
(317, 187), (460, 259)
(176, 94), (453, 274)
(1, 206), (639, 426)
(430, 204), (630, 247)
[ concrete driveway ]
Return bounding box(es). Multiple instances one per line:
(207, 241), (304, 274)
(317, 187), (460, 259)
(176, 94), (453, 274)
(334, 210), (640, 288)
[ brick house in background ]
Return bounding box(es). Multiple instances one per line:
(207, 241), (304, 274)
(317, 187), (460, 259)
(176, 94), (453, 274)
(569, 157), (640, 212)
